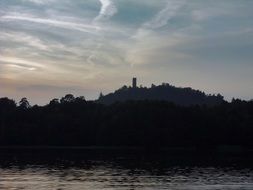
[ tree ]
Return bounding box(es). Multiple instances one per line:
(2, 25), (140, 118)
(60, 94), (75, 103)
(19, 97), (30, 109)
(99, 92), (104, 99)
(75, 96), (86, 103)
(49, 98), (59, 106)
(0, 97), (16, 112)
(119, 85), (128, 91)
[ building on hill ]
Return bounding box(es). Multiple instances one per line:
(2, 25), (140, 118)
(132, 77), (137, 88)
(98, 78), (225, 106)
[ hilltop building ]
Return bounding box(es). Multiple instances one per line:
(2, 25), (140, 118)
(132, 78), (137, 88)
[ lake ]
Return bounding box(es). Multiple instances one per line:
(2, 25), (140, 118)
(0, 151), (253, 190)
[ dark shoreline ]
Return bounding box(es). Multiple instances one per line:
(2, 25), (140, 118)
(0, 145), (252, 155)
(0, 146), (252, 168)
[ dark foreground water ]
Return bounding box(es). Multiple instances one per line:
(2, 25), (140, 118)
(0, 151), (253, 190)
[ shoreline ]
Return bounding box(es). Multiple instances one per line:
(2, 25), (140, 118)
(0, 145), (252, 155)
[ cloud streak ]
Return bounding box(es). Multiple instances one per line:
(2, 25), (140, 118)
(0, 32), (48, 51)
(0, 57), (45, 73)
(21, 0), (56, 5)
(144, 0), (185, 29)
(1, 13), (100, 34)
(94, 0), (117, 22)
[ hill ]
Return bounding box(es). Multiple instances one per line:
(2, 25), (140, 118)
(98, 83), (224, 106)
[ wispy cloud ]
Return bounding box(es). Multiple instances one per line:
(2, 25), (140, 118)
(127, 0), (186, 66)
(0, 32), (48, 51)
(1, 13), (100, 34)
(0, 57), (44, 71)
(1, 0), (253, 103)
(144, 0), (185, 29)
(21, 0), (56, 5)
(94, 0), (117, 22)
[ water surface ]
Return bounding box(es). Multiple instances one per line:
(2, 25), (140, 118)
(0, 153), (252, 190)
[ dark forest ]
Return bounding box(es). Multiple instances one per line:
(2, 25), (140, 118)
(0, 91), (253, 150)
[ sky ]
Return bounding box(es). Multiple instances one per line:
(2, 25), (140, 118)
(1, 0), (253, 105)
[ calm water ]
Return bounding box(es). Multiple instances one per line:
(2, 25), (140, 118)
(0, 153), (253, 190)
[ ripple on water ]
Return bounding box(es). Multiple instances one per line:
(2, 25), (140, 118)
(0, 158), (253, 190)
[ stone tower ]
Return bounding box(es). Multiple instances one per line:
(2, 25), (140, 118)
(132, 77), (137, 88)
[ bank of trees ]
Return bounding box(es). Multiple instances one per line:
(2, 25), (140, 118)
(0, 95), (253, 148)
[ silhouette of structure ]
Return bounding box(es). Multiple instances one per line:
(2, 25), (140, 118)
(98, 82), (225, 105)
(132, 77), (137, 88)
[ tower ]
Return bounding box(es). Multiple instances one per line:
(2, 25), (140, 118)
(132, 77), (137, 88)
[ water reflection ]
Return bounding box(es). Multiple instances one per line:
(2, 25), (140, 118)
(0, 154), (253, 190)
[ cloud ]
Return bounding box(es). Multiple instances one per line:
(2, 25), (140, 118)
(144, 0), (185, 29)
(0, 32), (48, 51)
(21, 0), (56, 5)
(126, 0), (187, 66)
(94, 0), (117, 22)
(1, 0), (253, 103)
(1, 13), (100, 34)
(0, 57), (44, 70)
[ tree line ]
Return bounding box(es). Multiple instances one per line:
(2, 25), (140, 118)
(0, 95), (253, 149)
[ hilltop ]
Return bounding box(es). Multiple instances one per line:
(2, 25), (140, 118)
(98, 81), (224, 106)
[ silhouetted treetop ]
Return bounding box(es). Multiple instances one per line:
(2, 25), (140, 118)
(0, 97), (16, 113)
(19, 97), (30, 109)
(49, 98), (60, 106)
(60, 94), (75, 103)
